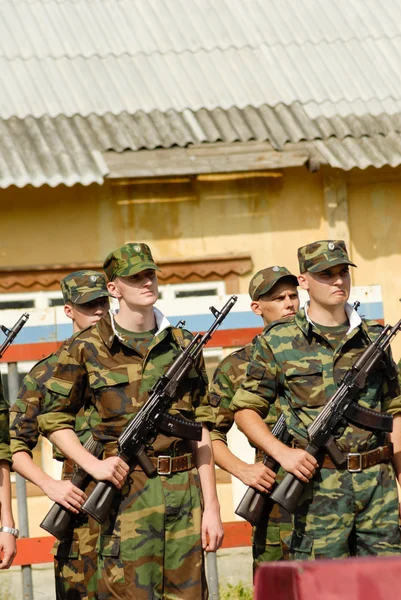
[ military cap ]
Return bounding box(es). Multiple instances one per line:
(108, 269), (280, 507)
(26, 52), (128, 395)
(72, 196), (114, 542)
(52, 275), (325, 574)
(298, 240), (357, 273)
(61, 271), (111, 304)
(249, 266), (298, 300)
(103, 243), (161, 281)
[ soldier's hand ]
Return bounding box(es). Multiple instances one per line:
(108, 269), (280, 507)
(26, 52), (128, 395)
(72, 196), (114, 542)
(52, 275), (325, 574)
(236, 462), (276, 492)
(91, 457), (129, 488)
(201, 505), (224, 552)
(279, 447), (317, 483)
(42, 479), (87, 514)
(0, 532), (17, 570)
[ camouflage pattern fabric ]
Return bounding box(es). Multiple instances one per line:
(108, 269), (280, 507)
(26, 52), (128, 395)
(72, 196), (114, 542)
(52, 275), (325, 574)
(61, 271), (111, 304)
(231, 307), (401, 559)
(248, 266), (298, 301)
(0, 381), (11, 462)
(9, 349), (100, 600)
(38, 312), (212, 599)
(297, 239), (356, 273)
(209, 343), (292, 564)
(291, 462), (401, 559)
(53, 480), (100, 600)
(103, 243), (161, 281)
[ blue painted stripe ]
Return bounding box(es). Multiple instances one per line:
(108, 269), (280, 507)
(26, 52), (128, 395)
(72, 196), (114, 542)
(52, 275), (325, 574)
(2, 302), (384, 345)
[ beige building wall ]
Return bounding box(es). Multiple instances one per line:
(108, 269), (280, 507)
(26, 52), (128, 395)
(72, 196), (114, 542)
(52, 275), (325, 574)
(2, 162), (400, 528)
(1, 164), (399, 357)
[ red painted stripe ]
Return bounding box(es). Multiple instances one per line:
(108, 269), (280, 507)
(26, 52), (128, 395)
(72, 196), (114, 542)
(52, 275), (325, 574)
(0, 330), (260, 363)
(9, 521), (251, 565)
(0, 342), (61, 363)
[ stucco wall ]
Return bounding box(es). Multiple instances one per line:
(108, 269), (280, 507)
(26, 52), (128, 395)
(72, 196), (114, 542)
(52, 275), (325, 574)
(0, 164), (399, 357)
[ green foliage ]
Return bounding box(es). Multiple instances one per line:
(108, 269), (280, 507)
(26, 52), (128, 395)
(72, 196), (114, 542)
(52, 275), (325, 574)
(220, 581), (253, 600)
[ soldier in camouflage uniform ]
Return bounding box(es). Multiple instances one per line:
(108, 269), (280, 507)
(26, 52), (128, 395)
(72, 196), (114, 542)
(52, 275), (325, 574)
(232, 240), (401, 559)
(209, 266), (299, 566)
(37, 243), (223, 600)
(0, 382), (17, 568)
(10, 270), (111, 598)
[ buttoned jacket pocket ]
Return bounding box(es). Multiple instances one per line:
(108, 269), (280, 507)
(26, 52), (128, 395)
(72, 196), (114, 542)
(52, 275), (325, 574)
(282, 360), (326, 408)
(88, 367), (133, 419)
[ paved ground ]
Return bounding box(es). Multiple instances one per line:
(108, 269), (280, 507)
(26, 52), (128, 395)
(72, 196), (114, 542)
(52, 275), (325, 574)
(0, 547), (253, 600)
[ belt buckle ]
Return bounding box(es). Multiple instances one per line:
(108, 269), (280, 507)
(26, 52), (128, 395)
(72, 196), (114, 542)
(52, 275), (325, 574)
(157, 455), (172, 475)
(347, 452), (362, 472)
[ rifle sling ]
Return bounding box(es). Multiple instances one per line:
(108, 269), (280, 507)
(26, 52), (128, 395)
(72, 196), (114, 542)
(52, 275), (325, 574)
(158, 413), (203, 441)
(344, 403), (393, 432)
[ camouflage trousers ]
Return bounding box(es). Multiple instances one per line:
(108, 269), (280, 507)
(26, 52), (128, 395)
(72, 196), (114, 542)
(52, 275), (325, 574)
(97, 467), (207, 600)
(53, 514), (99, 600)
(253, 467), (292, 569)
(290, 462), (401, 560)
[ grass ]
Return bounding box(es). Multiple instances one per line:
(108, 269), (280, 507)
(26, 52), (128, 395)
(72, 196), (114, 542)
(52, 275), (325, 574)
(220, 581), (253, 600)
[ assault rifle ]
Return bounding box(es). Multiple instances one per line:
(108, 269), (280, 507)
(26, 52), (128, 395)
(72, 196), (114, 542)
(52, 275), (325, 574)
(40, 436), (103, 539)
(0, 313), (29, 357)
(270, 317), (401, 514)
(40, 316), (199, 539)
(80, 296), (238, 524)
(235, 414), (291, 525)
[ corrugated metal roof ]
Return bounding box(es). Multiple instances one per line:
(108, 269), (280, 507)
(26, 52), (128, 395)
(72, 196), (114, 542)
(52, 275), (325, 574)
(1, 1), (401, 119)
(3, 40), (401, 120)
(1, 0), (401, 186)
(2, 0), (401, 59)
(2, 106), (401, 187)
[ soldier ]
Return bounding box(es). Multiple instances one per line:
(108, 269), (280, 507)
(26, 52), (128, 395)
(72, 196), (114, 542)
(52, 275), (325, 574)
(36, 243), (223, 600)
(0, 383), (17, 569)
(209, 266), (299, 565)
(10, 270), (112, 598)
(231, 240), (401, 559)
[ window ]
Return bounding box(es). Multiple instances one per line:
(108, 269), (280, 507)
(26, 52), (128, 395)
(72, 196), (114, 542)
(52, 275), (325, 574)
(159, 280), (225, 301)
(0, 291), (64, 310)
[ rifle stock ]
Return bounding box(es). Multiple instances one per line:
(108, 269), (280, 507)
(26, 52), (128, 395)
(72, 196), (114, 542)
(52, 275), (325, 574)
(235, 414), (291, 525)
(40, 437), (103, 539)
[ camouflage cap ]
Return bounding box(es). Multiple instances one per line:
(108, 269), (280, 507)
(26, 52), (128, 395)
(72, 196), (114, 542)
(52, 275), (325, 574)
(298, 240), (357, 273)
(61, 271), (111, 304)
(249, 266), (298, 300)
(103, 243), (161, 281)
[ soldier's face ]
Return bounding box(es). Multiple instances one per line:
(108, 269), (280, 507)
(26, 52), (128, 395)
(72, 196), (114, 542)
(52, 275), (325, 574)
(108, 269), (158, 309)
(251, 281), (299, 325)
(65, 297), (109, 331)
(299, 264), (351, 308)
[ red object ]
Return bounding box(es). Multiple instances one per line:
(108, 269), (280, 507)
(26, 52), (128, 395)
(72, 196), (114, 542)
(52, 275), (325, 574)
(220, 521), (252, 548)
(13, 536), (55, 566)
(6, 521), (251, 567)
(254, 556), (401, 600)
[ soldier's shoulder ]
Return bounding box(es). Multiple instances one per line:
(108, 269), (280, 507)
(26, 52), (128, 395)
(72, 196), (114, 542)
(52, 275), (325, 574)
(363, 318), (385, 333)
(262, 315), (297, 337)
(215, 346), (248, 371)
(28, 351), (59, 375)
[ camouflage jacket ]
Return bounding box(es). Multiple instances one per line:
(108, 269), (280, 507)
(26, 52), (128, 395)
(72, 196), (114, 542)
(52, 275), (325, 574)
(38, 311), (212, 455)
(231, 306), (401, 453)
(209, 343), (280, 445)
(0, 382), (11, 462)
(10, 345), (99, 459)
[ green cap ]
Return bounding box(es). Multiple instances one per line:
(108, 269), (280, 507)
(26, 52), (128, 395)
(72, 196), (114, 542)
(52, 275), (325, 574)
(61, 271), (111, 304)
(103, 243), (161, 281)
(298, 240), (357, 273)
(249, 266), (298, 300)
